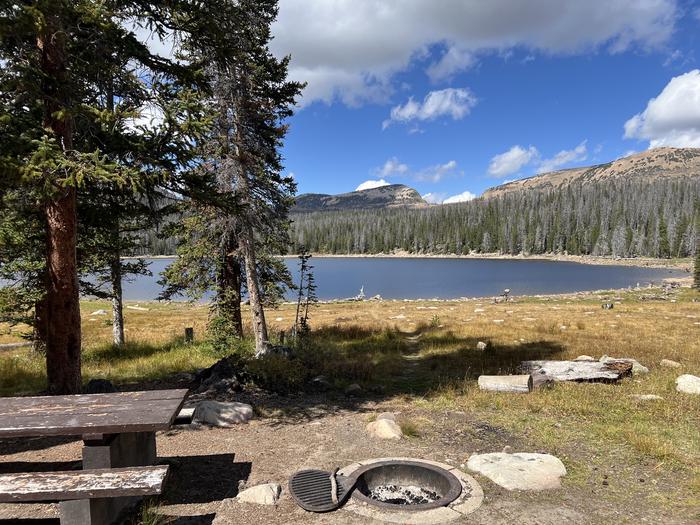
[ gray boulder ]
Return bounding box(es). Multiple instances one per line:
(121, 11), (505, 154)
(366, 419), (403, 440)
(676, 374), (700, 395)
(345, 383), (363, 397)
(193, 400), (253, 427)
(84, 379), (117, 394)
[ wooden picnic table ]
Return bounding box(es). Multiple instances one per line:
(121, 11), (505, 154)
(0, 389), (188, 525)
(0, 389), (188, 438)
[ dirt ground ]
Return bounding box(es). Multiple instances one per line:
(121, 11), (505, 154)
(0, 388), (696, 525)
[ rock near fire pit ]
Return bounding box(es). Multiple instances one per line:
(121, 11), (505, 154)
(366, 418), (403, 440)
(467, 452), (566, 490)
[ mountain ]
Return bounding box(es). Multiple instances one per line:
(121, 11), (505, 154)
(293, 184), (426, 212)
(289, 148), (700, 258)
(483, 147), (700, 199)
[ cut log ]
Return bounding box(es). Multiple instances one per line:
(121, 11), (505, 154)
(520, 360), (633, 383)
(478, 375), (533, 393)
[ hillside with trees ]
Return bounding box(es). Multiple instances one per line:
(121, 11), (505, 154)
(290, 177), (700, 258)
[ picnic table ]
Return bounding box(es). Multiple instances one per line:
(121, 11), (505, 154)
(0, 389), (188, 525)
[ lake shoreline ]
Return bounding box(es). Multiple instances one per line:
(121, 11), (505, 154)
(125, 252), (692, 271)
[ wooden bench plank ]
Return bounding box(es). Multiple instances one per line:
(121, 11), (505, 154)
(0, 466), (169, 503)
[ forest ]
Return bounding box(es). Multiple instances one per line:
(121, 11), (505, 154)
(289, 178), (700, 258)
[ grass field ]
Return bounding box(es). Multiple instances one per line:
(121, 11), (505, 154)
(1, 286), (699, 512)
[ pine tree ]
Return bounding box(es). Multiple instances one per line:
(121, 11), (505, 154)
(164, 0), (304, 357)
(0, 1), (212, 392)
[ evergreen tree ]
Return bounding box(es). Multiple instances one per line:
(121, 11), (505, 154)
(163, 0), (303, 357)
(0, 1), (212, 392)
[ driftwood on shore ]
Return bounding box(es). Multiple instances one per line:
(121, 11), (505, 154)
(478, 374), (533, 393)
(520, 360), (633, 383)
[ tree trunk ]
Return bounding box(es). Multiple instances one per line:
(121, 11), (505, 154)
(33, 296), (48, 354)
(45, 189), (82, 394)
(239, 224), (269, 357)
(219, 232), (244, 337)
(110, 254), (125, 346)
(39, 14), (82, 394)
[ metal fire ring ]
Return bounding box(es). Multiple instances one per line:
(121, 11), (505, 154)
(350, 460), (463, 512)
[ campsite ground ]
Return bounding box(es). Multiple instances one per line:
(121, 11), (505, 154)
(0, 286), (699, 523)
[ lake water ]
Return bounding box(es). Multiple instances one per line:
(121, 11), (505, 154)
(118, 257), (685, 301)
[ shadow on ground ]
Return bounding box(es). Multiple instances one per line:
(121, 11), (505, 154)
(162, 453), (251, 504)
(211, 323), (566, 426)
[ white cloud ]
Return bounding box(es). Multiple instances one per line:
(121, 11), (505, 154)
(488, 145), (539, 178)
(371, 159), (460, 184)
(376, 157), (409, 177)
(271, 0), (677, 106)
(443, 190), (478, 204)
(416, 160), (460, 183)
(537, 140), (588, 173)
(422, 192), (447, 204)
(355, 179), (390, 191)
(623, 69), (700, 148)
(383, 88), (477, 129)
(426, 48), (475, 83)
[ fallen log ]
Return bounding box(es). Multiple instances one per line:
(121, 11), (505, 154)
(520, 360), (633, 383)
(478, 374), (533, 393)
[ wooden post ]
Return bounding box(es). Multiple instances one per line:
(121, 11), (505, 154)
(478, 374), (533, 393)
(184, 327), (194, 344)
(279, 330), (285, 345)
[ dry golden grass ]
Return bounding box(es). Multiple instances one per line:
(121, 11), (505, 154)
(1, 288), (699, 508)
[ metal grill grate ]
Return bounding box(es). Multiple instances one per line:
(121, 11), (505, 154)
(288, 469), (353, 513)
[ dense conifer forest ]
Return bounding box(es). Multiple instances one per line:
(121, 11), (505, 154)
(288, 178), (700, 258)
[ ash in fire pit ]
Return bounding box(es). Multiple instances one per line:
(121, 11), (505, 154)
(353, 460), (462, 512)
(368, 484), (440, 505)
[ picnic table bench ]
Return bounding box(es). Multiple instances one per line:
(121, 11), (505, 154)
(0, 389), (188, 525)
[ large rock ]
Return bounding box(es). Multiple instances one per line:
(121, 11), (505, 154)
(599, 355), (648, 375)
(366, 419), (403, 440)
(345, 383), (363, 397)
(467, 452), (566, 490)
(237, 483), (282, 505)
(194, 357), (242, 394)
(676, 374), (700, 395)
(84, 379), (117, 394)
(193, 400), (253, 427)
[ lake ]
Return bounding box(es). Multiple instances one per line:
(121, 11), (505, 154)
(117, 257), (685, 301)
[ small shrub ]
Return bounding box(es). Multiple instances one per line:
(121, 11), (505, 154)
(399, 419), (420, 438)
(246, 354), (308, 393)
(430, 315), (441, 328)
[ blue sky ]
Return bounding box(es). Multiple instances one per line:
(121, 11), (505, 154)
(270, 1), (700, 202)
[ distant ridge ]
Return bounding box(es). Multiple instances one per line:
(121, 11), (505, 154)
(293, 184), (426, 212)
(483, 147), (700, 199)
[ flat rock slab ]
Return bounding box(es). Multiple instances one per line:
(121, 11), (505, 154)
(600, 355), (648, 375)
(467, 452), (566, 490)
(521, 360), (632, 383)
(676, 374), (700, 395)
(660, 359), (681, 369)
(193, 401), (253, 427)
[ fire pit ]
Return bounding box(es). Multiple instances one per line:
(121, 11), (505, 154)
(352, 460), (462, 511)
(339, 457), (483, 523)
